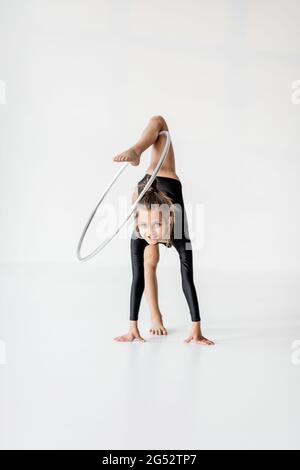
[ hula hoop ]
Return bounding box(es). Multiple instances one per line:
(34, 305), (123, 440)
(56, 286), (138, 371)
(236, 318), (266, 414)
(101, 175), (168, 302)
(76, 130), (171, 262)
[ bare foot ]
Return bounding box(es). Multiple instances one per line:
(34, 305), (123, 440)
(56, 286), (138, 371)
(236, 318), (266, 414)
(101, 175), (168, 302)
(184, 334), (215, 345)
(114, 329), (145, 342)
(149, 314), (168, 335)
(112, 147), (141, 166)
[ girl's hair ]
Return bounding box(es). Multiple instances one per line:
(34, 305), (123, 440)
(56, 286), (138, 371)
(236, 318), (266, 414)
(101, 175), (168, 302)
(133, 175), (175, 248)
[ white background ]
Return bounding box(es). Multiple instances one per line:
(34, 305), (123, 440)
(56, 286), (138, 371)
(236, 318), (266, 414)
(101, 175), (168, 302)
(0, 0), (300, 450)
(0, 0), (299, 268)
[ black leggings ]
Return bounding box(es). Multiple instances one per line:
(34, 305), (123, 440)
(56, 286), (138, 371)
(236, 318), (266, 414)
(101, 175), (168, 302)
(130, 173), (201, 323)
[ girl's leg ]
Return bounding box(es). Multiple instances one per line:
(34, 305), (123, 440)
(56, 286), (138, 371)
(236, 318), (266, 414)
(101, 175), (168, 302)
(146, 117), (180, 178)
(112, 115), (180, 179)
(144, 244), (168, 335)
(173, 239), (214, 345)
(114, 235), (146, 342)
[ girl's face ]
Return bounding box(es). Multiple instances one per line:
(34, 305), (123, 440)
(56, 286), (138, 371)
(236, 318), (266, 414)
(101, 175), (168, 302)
(137, 207), (171, 245)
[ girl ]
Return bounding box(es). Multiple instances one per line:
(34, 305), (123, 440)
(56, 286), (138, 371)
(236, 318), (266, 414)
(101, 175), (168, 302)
(113, 115), (214, 345)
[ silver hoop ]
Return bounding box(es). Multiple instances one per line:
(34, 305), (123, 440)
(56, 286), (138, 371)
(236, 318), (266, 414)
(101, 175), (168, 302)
(76, 130), (171, 262)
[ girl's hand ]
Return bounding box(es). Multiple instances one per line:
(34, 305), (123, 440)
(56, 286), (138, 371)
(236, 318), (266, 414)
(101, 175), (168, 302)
(114, 330), (145, 342)
(185, 321), (215, 345)
(184, 334), (215, 345)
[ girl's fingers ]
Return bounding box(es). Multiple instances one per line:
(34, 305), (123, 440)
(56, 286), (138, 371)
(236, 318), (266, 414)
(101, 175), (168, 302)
(202, 338), (214, 345)
(196, 339), (215, 345)
(184, 336), (192, 343)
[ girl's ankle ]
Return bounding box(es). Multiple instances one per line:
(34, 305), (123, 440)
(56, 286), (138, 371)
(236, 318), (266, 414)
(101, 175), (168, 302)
(151, 312), (163, 321)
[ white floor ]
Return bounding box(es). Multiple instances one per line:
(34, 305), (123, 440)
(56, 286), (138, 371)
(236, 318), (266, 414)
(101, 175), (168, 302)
(0, 263), (300, 450)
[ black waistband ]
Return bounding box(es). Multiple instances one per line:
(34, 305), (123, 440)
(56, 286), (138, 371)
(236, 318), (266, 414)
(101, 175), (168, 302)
(145, 173), (182, 185)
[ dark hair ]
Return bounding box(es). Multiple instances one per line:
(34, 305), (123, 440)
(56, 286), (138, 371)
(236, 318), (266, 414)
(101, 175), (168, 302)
(133, 175), (175, 248)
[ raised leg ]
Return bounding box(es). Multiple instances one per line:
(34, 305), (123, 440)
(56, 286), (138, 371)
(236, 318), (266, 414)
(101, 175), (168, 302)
(146, 116), (178, 177)
(112, 115), (179, 179)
